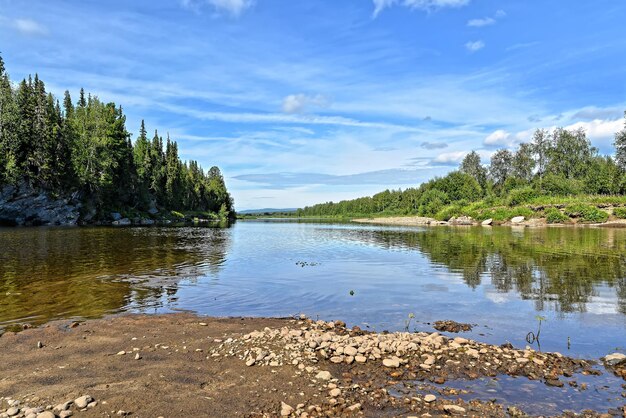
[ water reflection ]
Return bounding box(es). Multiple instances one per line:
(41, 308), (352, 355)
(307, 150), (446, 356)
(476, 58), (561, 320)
(347, 226), (626, 315)
(0, 226), (231, 327)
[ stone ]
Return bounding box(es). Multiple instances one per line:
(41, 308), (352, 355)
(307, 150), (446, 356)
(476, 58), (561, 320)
(443, 405), (466, 414)
(424, 394), (436, 403)
(59, 411), (73, 418)
(6, 408), (19, 417)
(329, 388), (341, 398)
(280, 402), (294, 417)
(135, 353), (141, 360)
(481, 218), (493, 226)
(604, 353), (626, 366)
(511, 216), (525, 224)
(36, 413), (56, 418)
(37, 341), (43, 348)
(344, 346), (358, 356)
(74, 395), (93, 409)
(315, 370), (332, 380)
(54, 402), (72, 412)
(246, 358), (256, 366)
(347, 403), (361, 412)
(111, 212), (122, 221)
(116, 351), (126, 355)
(355, 355), (367, 363)
(383, 357), (400, 368)
(112, 218), (131, 226)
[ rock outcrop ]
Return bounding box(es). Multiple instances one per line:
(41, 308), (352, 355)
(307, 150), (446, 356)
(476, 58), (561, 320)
(0, 181), (81, 226)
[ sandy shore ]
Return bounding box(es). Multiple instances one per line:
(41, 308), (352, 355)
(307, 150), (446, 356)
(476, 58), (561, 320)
(0, 314), (624, 417)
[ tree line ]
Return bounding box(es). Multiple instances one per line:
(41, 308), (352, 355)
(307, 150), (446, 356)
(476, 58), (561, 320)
(0, 56), (234, 218)
(297, 116), (626, 218)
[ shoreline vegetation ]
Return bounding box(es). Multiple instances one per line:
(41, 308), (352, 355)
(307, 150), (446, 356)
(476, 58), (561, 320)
(1, 313), (625, 417)
(283, 116), (626, 228)
(0, 55), (234, 226)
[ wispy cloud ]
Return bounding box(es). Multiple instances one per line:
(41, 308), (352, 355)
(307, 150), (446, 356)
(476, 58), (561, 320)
(465, 40), (485, 52)
(373, 0), (470, 17)
(282, 94), (330, 114)
(181, 0), (254, 16)
(433, 151), (467, 164)
(467, 9), (505, 28)
(467, 17), (495, 27)
(420, 141), (448, 149)
(5, 18), (48, 36)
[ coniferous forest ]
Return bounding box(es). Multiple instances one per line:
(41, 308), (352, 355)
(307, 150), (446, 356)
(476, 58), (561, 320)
(0, 56), (234, 220)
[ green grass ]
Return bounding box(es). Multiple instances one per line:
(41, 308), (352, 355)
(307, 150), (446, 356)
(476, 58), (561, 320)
(564, 204), (609, 223)
(614, 207), (626, 219)
(545, 207), (569, 224)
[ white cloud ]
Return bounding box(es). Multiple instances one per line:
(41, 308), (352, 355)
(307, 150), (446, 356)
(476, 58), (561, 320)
(484, 129), (511, 146)
(282, 94), (329, 114)
(467, 17), (495, 27)
(565, 118), (623, 140)
(373, 0), (470, 17)
(181, 0), (254, 16)
(465, 40), (485, 52)
(433, 151), (467, 164)
(467, 9), (505, 28)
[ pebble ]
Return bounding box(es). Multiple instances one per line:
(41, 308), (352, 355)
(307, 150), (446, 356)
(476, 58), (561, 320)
(344, 346), (358, 356)
(424, 394), (436, 403)
(74, 395), (93, 409)
(347, 403), (361, 412)
(382, 357), (400, 368)
(116, 351), (126, 356)
(6, 408), (19, 417)
(59, 411), (73, 418)
(354, 355), (367, 363)
(315, 371), (332, 380)
(443, 405), (466, 414)
(329, 388), (341, 398)
(135, 353), (141, 360)
(36, 413), (56, 418)
(280, 402), (294, 416)
(37, 341), (43, 349)
(246, 358), (256, 366)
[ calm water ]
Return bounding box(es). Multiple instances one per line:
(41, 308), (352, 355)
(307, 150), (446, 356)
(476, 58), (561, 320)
(1, 221), (625, 360)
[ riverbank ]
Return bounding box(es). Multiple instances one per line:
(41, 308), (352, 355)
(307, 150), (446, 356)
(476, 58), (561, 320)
(1, 314), (624, 417)
(352, 215), (626, 228)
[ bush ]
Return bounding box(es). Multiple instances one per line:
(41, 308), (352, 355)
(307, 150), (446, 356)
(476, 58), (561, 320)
(506, 186), (537, 206)
(545, 207), (569, 224)
(564, 204), (608, 223)
(613, 207), (626, 219)
(435, 205), (461, 221)
(539, 174), (583, 196)
(479, 206), (534, 222)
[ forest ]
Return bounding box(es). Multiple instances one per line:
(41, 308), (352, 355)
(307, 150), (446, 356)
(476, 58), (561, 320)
(297, 115), (626, 221)
(0, 55), (234, 219)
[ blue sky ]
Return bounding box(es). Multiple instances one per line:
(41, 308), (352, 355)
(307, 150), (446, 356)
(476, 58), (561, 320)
(1, 0), (626, 209)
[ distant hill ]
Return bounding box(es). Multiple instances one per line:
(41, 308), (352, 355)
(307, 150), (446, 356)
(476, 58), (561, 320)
(238, 208), (298, 215)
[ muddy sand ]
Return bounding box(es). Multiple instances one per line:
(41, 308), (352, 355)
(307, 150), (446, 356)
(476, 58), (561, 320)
(0, 314), (625, 417)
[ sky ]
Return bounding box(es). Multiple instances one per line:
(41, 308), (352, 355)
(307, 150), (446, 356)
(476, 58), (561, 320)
(1, 0), (626, 210)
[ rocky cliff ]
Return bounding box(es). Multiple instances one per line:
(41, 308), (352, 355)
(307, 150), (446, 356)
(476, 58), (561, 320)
(0, 182), (81, 226)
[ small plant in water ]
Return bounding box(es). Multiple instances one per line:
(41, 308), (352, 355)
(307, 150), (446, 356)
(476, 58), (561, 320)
(349, 290), (355, 296)
(404, 312), (415, 332)
(526, 315), (546, 347)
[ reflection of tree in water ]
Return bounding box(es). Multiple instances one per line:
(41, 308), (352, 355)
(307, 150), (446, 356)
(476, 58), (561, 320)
(361, 226), (626, 315)
(0, 225), (232, 326)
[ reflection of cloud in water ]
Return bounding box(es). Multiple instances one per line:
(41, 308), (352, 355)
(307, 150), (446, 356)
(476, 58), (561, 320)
(484, 289), (516, 304)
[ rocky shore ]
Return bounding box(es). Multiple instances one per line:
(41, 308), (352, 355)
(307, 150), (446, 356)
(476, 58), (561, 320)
(352, 215), (626, 228)
(1, 314), (624, 417)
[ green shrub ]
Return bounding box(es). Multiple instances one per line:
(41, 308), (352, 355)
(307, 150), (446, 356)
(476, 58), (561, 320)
(564, 204), (608, 223)
(613, 207), (626, 219)
(539, 174), (584, 196)
(507, 186), (537, 206)
(434, 205), (462, 221)
(479, 206), (534, 222)
(545, 208), (569, 224)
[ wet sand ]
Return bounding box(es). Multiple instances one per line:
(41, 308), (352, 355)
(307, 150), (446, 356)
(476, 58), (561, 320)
(0, 314), (624, 417)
